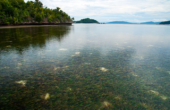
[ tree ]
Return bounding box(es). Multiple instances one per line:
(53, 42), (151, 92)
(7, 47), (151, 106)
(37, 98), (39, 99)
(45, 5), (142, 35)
(35, 12), (43, 23)
(0, 0), (73, 24)
(71, 17), (74, 22)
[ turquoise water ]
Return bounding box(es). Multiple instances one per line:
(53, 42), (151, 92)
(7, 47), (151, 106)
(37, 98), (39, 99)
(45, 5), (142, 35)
(0, 24), (170, 109)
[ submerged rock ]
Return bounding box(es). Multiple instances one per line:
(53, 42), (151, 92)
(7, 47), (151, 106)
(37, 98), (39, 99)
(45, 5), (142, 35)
(4, 66), (10, 69)
(115, 95), (122, 100)
(53, 66), (69, 71)
(148, 90), (159, 96)
(160, 95), (168, 100)
(64, 66), (69, 68)
(100, 67), (108, 72)
(53, 67), (60, 71)
(71, 52), (80, 57)
(44, 93), (50, 100)
(15, 80), (27, 86)
(130, 72), (138, 77)
(59, 48), (67, 51)
(100, 101), (111, 109)
(75, 52), (80, 55)
(103, 101), (111, 107)
(41, 93), (50, 100)
(67, 87), (72, 91)
(148, 90), (168, 100)
(167, 71), (170, 74)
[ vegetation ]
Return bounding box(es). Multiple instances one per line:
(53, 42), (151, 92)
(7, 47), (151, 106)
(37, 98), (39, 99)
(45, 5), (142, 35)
(160, 20), (170, 24)
(74, 18), (99, 23)
(0, 0), (74, 24)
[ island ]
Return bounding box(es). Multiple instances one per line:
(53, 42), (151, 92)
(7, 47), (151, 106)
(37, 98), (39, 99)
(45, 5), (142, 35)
(74, 18), (99, 23)
(0, 0), (74, 26)
(107, 21), (136, 24)
(159, 21), (170, 24)
(140, 21), (160, 24)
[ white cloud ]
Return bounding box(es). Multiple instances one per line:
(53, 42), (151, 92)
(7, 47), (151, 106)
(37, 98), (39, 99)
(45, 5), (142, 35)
(153, 19), (168, 22)
(24, 0), (170, 22)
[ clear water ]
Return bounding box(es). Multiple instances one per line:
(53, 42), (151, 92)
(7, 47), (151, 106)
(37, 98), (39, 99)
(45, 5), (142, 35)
(0, 24), (170, 109)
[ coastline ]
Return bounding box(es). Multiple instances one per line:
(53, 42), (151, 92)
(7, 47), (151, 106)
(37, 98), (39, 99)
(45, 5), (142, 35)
(0, 23), (72, 27)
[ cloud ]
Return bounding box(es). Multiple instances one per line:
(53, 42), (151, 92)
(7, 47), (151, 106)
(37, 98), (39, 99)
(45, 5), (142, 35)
(24, 0), (170, 22)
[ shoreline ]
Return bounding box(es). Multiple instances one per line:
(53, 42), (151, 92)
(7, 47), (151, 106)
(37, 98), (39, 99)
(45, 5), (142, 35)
(0, 23), (72, 27)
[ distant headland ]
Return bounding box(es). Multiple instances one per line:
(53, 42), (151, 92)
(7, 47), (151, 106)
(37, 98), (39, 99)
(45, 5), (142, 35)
(159, 21), (170, 25)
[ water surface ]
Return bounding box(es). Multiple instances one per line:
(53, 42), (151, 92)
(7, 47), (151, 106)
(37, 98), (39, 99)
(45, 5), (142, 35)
(0, 24), (170, 109)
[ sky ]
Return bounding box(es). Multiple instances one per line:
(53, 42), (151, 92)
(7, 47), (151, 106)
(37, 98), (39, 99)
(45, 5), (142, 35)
(24, 0), (170, 22)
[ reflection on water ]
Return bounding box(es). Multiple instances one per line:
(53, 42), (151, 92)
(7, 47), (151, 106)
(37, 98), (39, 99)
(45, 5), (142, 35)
(0, 24), (170, 109)
(0, 26), (71, 54)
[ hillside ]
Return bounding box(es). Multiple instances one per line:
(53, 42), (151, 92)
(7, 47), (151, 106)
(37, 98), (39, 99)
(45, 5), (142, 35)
(74, 18), (99, 23)
(0, 0), (74, 24)
(159, 21), (170, 24)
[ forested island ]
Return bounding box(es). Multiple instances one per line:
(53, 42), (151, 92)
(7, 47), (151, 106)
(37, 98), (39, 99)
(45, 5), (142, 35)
(159, 21), (170, 24)
(0, 0), (74, 25)
(74, 18), (99, 23)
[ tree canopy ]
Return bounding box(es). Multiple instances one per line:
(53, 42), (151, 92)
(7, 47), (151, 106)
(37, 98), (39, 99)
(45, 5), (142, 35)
(0, 0), (74, 24)
(74, 18), (99, 23)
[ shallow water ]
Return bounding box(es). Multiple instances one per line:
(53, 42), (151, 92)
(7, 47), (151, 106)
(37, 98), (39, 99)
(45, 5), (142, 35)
(0, 24), (170, 109)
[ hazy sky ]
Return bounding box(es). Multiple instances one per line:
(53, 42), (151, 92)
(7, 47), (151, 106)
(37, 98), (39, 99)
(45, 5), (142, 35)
(24, 0), (170, 22)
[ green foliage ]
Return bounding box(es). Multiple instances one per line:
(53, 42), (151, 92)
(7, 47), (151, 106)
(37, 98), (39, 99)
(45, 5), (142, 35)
(35, 13), (43, 23)
(75, 18), (99, 23)
(13, 17), (18, 24)
(48, 15), (54, 23)
(0, 0), (73, 24)
(13, 8), (19, 17)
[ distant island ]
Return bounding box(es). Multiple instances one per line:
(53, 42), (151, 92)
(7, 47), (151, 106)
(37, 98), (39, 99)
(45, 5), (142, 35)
(159, 21), (170, 24)
(106, 21), (137, 24)
(106, 21), (164, 24)
(140, 21), (160, 24)
(74, 18), (99, 23)
(0, 0), (74, 25)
